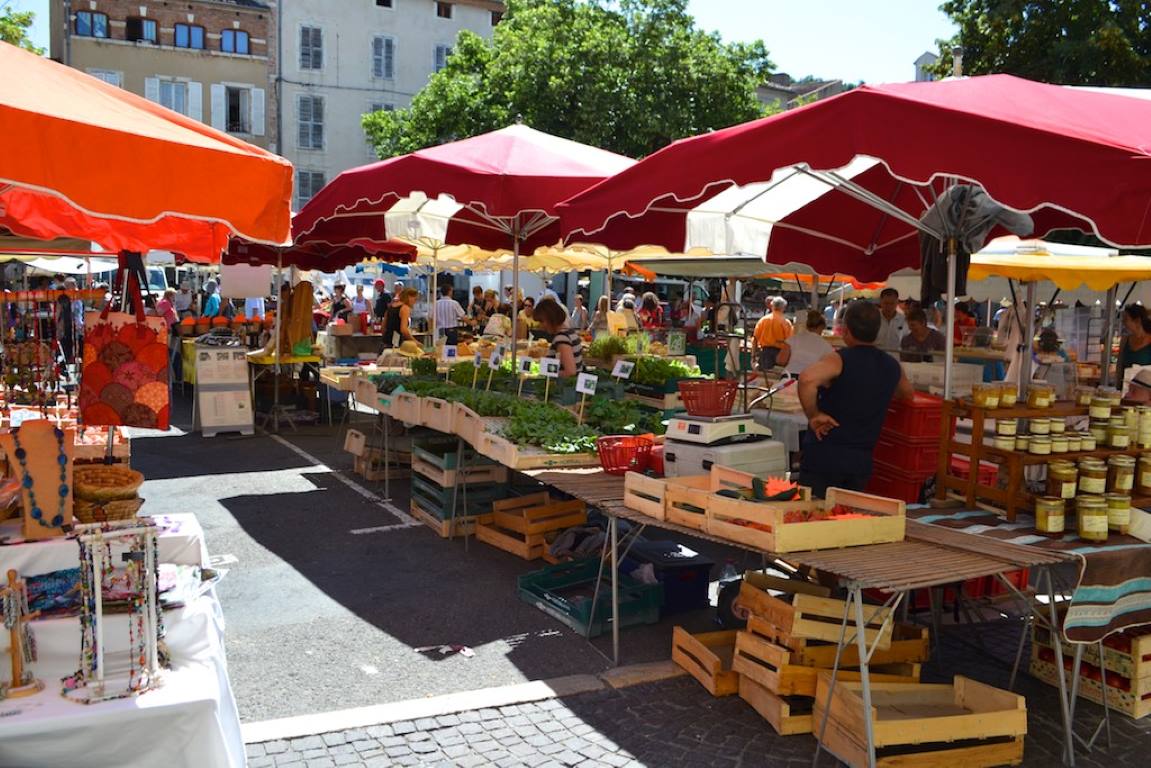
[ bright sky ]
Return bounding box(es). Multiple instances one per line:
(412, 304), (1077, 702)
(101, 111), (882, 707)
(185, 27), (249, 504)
(10, 0), (956, 84)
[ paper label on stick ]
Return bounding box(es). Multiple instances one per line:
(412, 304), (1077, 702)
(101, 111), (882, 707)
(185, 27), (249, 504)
(488, 349), (503, 369)
(541, 358), (561, 378)
(474, 350), (484, 367)
(519, 358), (534, 375)
(668, 331), (687, 356)
(441, 345), (458, 362)
(611, 360), (635, 379)
(576, 373), (598, 396)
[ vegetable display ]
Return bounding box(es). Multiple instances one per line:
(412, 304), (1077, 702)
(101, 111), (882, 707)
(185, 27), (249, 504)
(409, 358), (439, 377)
(586, 335), (629, 360)
(630, 356), (700, 385)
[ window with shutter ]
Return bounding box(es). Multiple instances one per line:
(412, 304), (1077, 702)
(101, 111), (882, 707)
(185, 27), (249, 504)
(296, 171), (326, 209)
(373, 36), (395, 79)
(434, 45), (452, 73)
(300, 26), (323, 70)
(298, 96), (324, 149)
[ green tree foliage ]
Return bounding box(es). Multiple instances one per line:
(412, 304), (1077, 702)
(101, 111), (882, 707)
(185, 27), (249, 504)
(933, 1), (1151, 85)
(363, 0), (773, 159)
(1, 8), (43, 54)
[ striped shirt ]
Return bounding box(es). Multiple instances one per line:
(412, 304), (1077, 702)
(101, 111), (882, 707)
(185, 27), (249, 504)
(550, 329), (584, 371)
(434, 296), (466, 331)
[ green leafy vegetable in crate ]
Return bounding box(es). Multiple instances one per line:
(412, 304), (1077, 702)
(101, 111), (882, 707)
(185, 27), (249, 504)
(630, 356), (701, 385)
(501, 401), (599, 454)
(409, 357), (438, 377)
(586, 335), (629, 360)
(585, 398), (666, 436)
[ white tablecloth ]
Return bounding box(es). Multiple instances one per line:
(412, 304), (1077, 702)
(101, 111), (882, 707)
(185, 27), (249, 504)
(0, 592), (243, 768)
(0, 512), (208, 577)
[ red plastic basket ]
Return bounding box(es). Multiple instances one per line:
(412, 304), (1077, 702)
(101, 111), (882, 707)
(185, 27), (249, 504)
(678, 379), (739, 417)
(596, 435), (654, 476)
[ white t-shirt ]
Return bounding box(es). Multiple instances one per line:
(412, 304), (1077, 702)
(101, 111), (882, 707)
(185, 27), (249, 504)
(783, 332), (835, 375)
(876, 312), (908, 353)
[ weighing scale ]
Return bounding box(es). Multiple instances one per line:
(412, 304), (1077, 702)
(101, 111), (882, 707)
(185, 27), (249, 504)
(665, 413), (772, 445)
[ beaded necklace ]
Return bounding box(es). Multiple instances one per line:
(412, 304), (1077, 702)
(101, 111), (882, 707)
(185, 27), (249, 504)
(11, 425), (69, 528)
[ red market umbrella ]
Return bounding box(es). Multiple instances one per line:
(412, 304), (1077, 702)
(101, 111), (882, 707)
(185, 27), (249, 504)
(0, 42), (292, 262)
(559, 74), (1151, 281)
(294, 124), (634, 352)
(224, 237), (416, 272)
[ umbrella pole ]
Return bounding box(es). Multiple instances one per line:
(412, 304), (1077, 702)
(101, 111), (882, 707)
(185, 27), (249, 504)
(510, 216), (521, 372)
(1020, 282), (1037, 390)
(272, 252), (283, 431)
(430, 252), (438, 347)
(943, 238), (957, 400)
(1101, 285), (1117, 387)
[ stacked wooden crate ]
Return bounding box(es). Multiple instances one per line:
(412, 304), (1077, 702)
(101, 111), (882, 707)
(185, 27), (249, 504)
(343, 428), (410, 481)
(475, 492), (587, 561)
(409, 438), (507, 538)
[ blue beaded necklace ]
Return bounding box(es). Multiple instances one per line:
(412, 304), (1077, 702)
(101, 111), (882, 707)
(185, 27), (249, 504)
(11, 426), (68, 528)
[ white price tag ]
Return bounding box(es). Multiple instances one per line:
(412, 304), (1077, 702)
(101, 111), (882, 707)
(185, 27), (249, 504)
(576, 372), (599, 396)
(611, 359), (635, 379)
(519, 357), (534, 375)
(488, 349), (503, 369)
(541, 357), (561, 378)
(473, 350), (484, 367)
(441, 345), (458, 362)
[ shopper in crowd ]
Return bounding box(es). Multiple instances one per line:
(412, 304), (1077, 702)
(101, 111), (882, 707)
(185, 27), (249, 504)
(483, 303), (514, 339)
(615, 286), (637, 312)
(570, 294), (589, 330)
(637, 292), (664, 329)
(588, 296), (611, 333)
(468, 286), (486, 324)
(619, 298), (640, 332)
(155, 288), (179, 328)
(779, 311), (834, 376)
(752, 296), (792, 371)
(383, 288), (418, 348)
(534, 298), (584, 377)
(351, 284), (371, 315)
(329, 284), (353, 323)
(434, 283), (467, 344)
(875, 288), (907, 353)
(55, 277), (82, 363)
(952, 300), (977, 343)
(202, 279), (221, 318)
(1119, 304), (1151, 382)
(900, 308), (947, 363)
(174, 280), (195, 318)
(1034, 327), (1069, 364)
(372, 280), (391, 321)
(798, 301), (914, 498)
(517, 296), (537, 339)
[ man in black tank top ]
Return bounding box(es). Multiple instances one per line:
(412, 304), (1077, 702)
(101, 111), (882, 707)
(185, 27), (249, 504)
(797, 301), (914, 498)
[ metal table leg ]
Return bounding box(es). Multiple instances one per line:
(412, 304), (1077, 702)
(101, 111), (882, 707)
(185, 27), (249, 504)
(852, 586), (879, 768)
(611, 515), (620, 668)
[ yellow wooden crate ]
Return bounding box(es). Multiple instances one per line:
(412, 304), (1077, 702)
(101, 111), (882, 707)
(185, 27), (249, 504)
(671, 627), (739, 697)
(736, 583), (894, 651)
(663, 465), (757, 530)
(623, 471), (667, 520)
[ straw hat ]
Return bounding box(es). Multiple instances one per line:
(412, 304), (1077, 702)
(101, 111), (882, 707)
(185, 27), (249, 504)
(396, 340), (423, 357)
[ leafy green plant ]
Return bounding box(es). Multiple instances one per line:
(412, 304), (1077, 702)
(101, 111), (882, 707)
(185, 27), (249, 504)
(501, 401), (599, 454)
(630, 356), (701, 385)
(587, 335), (629, 360)
(409, 358), (439, 377)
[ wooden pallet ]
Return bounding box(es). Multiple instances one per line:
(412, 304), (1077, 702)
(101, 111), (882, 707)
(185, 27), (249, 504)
(475, 522), (548, 560)
(739, 676), (814, 735)
(409, 499), (489, 538)
(735, 584), (894, 651)
(663, 466), (758, 530)
(354, 450), (411, 481)
(707, 487), (903, 553)
(671, 627), (739, 697)
(411, 455), (508, 488)
(813, 674), (1028, 768)
(623, 472), (667, 519)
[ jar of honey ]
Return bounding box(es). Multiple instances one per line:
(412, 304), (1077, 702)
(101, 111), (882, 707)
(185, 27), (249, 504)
(1079, 459), (1107, 495)
(993, 435), (1015, 450)
(1049, 419), (1066, 434)
(1030, 417), (1051, 435)
(996, 419), (1018, 436)
(1015, 435), (1030, 451)
(1108, 424), (1132, 449)
(1035, 497), (1066, 534)
(1027, 384), (1055, 409)
(1076, 495), (1109, 542)
(1029, 436), (1052, 455)
(1089, 421), (1109, 444)
(1108, 455), (1136, 493)
(1051, 435), (1069, 453)
(1076, 387), (1096, 407)
(1138, 455), (1151, 496)
(972, 383), (1000, 408)
(1079, 432), (1097, 451)
(1089, 396), (1113, 420)
(1067, 434), (1082, 452)
(1105, 493), (1131, 535)
(1102, 387), (1123, 407)
(1046, 462), (1078, 499)
(998, 382), (1018, 407)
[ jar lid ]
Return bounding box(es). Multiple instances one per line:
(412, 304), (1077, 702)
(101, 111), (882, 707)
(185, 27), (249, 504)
(1076, 495), (1107, 507)
(1104, 493), (1131, 502)
(1108, 455), (1136, 465)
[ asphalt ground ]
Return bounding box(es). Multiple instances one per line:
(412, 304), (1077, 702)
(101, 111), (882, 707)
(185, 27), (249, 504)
(135, 394), (754, 721)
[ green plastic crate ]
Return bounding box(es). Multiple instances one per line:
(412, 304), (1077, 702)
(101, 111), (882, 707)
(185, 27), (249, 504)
(517, 558), (663, 638)
(410, 476), (506, 518)
(411, 437), (493, 470)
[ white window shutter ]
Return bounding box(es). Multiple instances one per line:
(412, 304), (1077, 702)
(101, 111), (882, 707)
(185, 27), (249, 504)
(187, 81), (203, 122)
(386, 38), (395, 79)
(210, 84), (226, 131)
(251, 88), (265, 136)
(144, 77), (160, 103)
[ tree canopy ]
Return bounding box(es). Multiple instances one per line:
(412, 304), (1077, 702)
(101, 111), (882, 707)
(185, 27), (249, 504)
(363, 0), (774, 160)
(933, 1), (1151, 85)
(1, 8), (42, 54)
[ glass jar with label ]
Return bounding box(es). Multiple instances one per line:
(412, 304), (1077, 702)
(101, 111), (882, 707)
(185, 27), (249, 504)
(1105, 493), (1131, 535)
(996, 419), (1018, 436)
(1029, 417), (1051, 435)
(1079, 432), (1097, 451)
(1067, 434), (1082, 452)
(1049, 419), (1066, 434)
(1015, 435), (1030, 451)
(1089, 421), (1109, 444)
(972, 383), (1000, 408)
(1076, 387), (1096, 407)
(1108, 424), (1132, 449)
(1108, 455), (1136, 493)
(1138, 455), (1151, 496)
(1027, 384), (1055, 409)
(1139, 407), (1151, 448)
(1079, 459), (1107, 495)
(1076, 496), (1109, 542)
(1051, 435), (1069, 453)
(1046, 462), (1078, 500)
(993, 435), (1015, 450)
(1029, 436), (1052, 455)
(1089, 396), (1113, 420)
(1102, 387), (1123, 407)
(1125, 406), (1139, 431)
(998, 382), (1018, 407)
(1035, 497), (1066, 534)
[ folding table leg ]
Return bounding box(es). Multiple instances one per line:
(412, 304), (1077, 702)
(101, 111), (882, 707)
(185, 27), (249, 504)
(852, 586), (879, 768)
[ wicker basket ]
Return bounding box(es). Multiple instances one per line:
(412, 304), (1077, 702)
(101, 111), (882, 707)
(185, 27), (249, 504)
(74, 497), (143, 524)
(73, 465), (145, 502)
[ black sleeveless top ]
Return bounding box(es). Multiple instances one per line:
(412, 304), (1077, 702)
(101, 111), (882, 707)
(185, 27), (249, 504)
(382, 304), (403, 348)
(801, 345), (901, 476)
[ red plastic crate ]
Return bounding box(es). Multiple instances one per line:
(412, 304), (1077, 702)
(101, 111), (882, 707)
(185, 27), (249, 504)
(883, 393), (944, 439)
(875, 429), (940, 475)
(949, 455), (999, 486)
(866, 463), (925, 503)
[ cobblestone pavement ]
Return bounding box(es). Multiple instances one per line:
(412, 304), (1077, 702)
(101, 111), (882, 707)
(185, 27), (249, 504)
(247, 623), (1151, 768)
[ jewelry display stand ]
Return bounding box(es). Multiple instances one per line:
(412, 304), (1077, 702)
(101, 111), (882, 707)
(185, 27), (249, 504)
(0, 420), (75, 540)
(1, 569), (42, 699)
